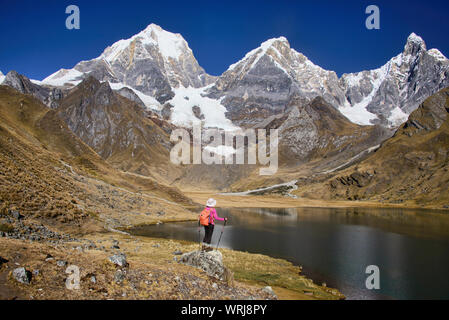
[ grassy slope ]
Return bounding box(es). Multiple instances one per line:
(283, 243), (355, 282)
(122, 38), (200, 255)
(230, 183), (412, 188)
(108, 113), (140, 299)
(0, 85), (195, 226)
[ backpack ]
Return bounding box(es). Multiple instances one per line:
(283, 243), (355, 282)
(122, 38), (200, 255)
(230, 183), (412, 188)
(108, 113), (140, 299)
(199, 208), (212, 226)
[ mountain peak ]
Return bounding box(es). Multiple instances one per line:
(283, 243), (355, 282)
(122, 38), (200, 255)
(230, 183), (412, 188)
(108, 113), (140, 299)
(428, 48), (448, 62)
(404, 32), (427, 55)
(70, 76), (118, 106)
(144, 23), (163, 31)
(226, 36), (291, 71)
(142, 23), (181, 36)
(100, 23), (188, 63)
(259, 36), (290, 51)
(407, 32), (425, 44)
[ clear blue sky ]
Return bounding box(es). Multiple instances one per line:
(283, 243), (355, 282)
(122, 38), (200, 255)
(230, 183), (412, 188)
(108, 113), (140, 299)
(1, 0), (448, 80)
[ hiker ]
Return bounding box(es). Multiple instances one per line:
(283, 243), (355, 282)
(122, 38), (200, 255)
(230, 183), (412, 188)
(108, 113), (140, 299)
(199, 198), (227, 251)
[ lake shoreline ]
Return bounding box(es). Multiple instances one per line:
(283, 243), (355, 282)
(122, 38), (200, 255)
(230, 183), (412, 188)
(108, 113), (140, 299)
(185, 192), (449, 212)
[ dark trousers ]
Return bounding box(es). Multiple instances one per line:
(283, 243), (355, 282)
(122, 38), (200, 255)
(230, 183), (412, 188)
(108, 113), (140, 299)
(203, 225), (214, 244)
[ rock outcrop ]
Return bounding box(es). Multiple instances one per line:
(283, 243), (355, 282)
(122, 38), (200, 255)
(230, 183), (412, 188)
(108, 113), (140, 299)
(2, 71), (64, 108)
(178, 250), (227, 280)
(12, 267), (32, 284)
(55, 76), (175, 177)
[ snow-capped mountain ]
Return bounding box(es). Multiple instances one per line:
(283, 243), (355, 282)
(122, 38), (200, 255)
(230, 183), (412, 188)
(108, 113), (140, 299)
(340, 33), (449, 126)
(206, 37), (347, 127)
(36, 24), (449, 129)
(43, 24), (215, 103)
(0, 70), (5, 84)
(206, 33), (449, 128)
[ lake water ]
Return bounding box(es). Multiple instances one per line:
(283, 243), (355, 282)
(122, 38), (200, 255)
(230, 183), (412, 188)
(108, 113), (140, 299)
(129, 207), (449, 300)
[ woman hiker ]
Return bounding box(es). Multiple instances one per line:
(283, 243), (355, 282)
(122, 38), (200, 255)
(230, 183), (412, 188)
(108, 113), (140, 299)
(199, 198), (227, 251)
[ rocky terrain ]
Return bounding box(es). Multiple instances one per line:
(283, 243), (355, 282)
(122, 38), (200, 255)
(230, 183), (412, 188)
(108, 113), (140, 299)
(0, 208), (342, 300)
(55, 76), (179, 180)
(2, 70), (65, 109)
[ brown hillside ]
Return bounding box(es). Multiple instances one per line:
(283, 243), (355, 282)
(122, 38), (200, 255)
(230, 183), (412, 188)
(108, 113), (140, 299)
(0, 85), (195, 229)
(294, 87), (449, 208)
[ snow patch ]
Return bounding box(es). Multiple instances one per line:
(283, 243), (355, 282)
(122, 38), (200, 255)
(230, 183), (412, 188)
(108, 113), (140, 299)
(0, 71), (5, 84)
(388, 106), (409, 126)
(343, 73), (364, 87)
(339, 62), (391, 125)
(338, 103), (379, 126)
(220, 179), (298, 196)
(30, 79), (43, 85)
(167, 86), (239, 130)
(42, 68), (84, 86)
(109, 82), (161, 111)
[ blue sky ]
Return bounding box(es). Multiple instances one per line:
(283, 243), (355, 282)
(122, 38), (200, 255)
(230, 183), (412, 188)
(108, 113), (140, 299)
(1, 0), (448, 80)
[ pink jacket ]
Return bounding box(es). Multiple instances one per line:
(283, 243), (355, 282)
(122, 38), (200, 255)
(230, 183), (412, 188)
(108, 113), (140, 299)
(206, 207), (225, 225)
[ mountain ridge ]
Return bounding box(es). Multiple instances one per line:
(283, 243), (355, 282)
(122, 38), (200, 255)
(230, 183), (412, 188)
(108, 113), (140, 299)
(207, 32), (449, 128)
(6, 24), (447, 130)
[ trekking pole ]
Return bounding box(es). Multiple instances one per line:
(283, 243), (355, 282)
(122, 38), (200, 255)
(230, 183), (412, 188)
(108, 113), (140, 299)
(215, 219), (227, 251)
(198, 222), (202, 250)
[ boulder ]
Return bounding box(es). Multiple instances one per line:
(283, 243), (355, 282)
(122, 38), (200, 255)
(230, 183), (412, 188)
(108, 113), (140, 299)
(114, 270), (125, 283)
(108, 253), (128, 267)
(178, 250), (226, 280)
(12, 267), (32, 284)
(262, 286), (277, 298)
